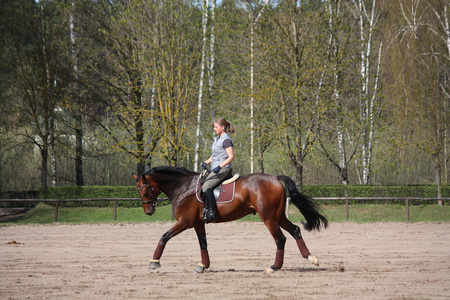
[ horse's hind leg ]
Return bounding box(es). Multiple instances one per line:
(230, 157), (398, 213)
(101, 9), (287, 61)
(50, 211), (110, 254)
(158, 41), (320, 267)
(280, 216), (319, 266)
(264, 221), (287, 273)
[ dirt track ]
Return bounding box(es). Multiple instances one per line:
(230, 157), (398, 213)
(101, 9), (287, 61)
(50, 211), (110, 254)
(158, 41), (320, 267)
(1, 222), (449, 299)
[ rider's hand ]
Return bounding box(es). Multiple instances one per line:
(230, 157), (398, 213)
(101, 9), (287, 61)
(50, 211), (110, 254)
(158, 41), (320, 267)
(201, 162), (207, 170)
(212, 166), (222, 173)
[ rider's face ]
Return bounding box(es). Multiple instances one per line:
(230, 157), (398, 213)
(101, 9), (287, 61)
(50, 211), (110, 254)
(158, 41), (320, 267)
(213, 122), (225, 136)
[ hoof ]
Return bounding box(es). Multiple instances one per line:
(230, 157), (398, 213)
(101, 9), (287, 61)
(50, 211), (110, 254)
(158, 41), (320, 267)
(265, 265), (280, 273)
(193, 263), (206, 273)
(308, 255), (319, 266)
(148, 259), (161, 270)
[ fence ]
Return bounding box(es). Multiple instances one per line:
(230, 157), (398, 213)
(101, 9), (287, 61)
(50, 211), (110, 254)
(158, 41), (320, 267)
(0, 198), (141, 222)
(0, 197), (448, 223)
(285, 197), (448, 222)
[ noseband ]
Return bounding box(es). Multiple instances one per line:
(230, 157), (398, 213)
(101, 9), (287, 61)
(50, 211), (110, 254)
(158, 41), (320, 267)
(138, 182), (160, 206)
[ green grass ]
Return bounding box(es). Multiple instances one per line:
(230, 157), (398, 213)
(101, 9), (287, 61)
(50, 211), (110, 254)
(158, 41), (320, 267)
(1, 202), (449, 225)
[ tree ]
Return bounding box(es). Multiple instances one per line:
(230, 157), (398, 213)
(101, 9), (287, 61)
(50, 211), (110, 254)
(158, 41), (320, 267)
(194, 0), (212, 172)
(69, 0), (84, 186)
(0, 0), (72, 188)
(79, 0), (201, 172)
(353, 0), (383, 185)
(384, 0), (449, 201)
(261, 0), (328, 186)
(317, 0), (357, 185)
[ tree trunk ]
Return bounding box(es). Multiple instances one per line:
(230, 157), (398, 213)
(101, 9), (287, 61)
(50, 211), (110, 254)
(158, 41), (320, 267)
(194, 0), (208, 172)
(41, 147), (48, 188)
(358, 0), (379, 185)
(250, 20), (255, 173)
(208, 0), (216, 123)
(257, 144), (264, 173)
(71, 1), (83, 186)
(75, 115), (83, 185)
(146, 81), (156, 171)
(435, 153), (443, 205)
(50, 111), (57, 187)
(129, 63), (145, 175)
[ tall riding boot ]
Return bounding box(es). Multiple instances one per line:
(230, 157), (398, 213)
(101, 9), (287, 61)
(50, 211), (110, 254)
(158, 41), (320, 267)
(202, 188), (217, 223)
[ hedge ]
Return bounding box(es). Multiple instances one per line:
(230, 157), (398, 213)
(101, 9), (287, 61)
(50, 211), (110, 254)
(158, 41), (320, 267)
(302, 185), (449, 205)
(39, 186), (142, 207)
(302, 185), (450, 198)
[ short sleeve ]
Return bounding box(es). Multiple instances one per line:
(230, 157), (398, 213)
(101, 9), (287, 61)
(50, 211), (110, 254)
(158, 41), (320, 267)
(223, 139), (233, 149)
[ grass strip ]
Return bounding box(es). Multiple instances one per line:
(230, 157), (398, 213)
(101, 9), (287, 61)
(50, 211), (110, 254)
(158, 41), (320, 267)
(1, 203), (448, 225)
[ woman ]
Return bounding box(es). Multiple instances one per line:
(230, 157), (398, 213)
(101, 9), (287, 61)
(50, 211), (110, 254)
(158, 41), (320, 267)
(201, 117), (235, 223)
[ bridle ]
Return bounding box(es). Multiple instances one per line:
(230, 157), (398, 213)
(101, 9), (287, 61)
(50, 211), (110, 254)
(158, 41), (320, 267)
(137, 174), (202, 210)
(138, 180), (161, 207)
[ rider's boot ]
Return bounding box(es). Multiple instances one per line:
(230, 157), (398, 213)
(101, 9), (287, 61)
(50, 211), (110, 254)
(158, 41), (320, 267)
(202, 188), (217, 223)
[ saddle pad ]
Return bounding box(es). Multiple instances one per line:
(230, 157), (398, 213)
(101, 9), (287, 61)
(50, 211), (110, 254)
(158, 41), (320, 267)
(195, 175), (236, 204)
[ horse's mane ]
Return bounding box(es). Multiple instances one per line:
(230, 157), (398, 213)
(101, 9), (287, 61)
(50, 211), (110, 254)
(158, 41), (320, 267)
(142, 166), (197, 179)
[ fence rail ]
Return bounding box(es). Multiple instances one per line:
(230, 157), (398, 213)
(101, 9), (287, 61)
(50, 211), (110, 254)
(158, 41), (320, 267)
(0, 197), (448, 222)
(312, 197), (448, 222)
(0, 198), (142, 222)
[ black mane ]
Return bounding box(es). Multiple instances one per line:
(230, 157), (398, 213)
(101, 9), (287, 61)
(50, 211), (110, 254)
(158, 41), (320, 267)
(141, 166), (198, 179)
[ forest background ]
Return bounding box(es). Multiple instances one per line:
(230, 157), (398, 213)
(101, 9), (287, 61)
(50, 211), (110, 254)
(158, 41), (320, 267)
(0, 0), (448, 193)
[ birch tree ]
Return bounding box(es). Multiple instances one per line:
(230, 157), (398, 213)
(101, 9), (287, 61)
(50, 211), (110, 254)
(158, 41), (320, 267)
(353, 0), (382, 184)
(247, 0), (267, 173)
(317, 0), (358, 185)
(194, 0), (209, 172)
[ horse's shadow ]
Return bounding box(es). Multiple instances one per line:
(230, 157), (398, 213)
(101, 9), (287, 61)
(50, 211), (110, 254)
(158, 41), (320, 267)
(208, 267), (330, 273)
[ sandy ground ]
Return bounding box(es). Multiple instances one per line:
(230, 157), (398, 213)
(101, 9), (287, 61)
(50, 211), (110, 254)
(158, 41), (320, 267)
(1, 221), (449, 300)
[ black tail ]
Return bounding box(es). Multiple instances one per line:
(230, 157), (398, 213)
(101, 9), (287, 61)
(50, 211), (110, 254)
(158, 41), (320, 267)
(278, 175), (328, 231)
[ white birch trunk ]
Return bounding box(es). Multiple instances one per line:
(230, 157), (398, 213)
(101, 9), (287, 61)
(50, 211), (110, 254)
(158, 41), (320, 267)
(250, 20), (255, 173)
(146, 78), (156, 171)
(194, 0), (208, 172)
(208, 0), (216, 123)
(249, 5), (266, 174)
(358, 0), (378, 185)
(359, 0), (369, 184)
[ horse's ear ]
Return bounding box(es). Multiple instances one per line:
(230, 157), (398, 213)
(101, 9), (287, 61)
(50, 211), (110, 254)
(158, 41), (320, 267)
(131, 173), (139, 181)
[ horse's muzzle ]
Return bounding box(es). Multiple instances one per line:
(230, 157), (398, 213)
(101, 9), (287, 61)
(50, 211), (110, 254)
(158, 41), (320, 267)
(145, 206), (156, 216)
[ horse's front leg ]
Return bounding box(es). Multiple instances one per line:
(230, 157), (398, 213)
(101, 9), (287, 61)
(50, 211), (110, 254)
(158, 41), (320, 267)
(149, 222), (188, 270)
(193, 224), (210, 273)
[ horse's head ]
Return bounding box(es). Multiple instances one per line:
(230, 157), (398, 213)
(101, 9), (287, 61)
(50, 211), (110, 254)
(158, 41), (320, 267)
(132, 173), (161, 216)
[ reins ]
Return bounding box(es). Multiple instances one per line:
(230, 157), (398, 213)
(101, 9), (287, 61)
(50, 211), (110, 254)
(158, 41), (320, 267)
(140, 174), (204, 208)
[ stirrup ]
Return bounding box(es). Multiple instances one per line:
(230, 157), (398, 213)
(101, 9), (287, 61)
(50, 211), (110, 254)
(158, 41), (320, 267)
(203, 209), (216, 223)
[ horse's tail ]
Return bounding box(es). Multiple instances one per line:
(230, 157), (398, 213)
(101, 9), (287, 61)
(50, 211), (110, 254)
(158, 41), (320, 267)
(278, 175), (328, 231)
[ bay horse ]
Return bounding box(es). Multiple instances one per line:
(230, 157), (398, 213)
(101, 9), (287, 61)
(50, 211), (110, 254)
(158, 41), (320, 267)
(132, 166), (328, 273)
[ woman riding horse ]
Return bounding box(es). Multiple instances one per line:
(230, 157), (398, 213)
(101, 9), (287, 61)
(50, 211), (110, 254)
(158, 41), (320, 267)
(133, 166), (328, 273)
(201, 117), (235, 223)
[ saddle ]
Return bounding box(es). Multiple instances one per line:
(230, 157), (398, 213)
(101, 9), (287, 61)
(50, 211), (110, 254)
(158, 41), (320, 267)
(196, 171), (240, 204)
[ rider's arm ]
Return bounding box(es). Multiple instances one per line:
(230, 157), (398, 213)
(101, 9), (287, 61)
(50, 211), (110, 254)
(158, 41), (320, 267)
(220, 146), (234, 168)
